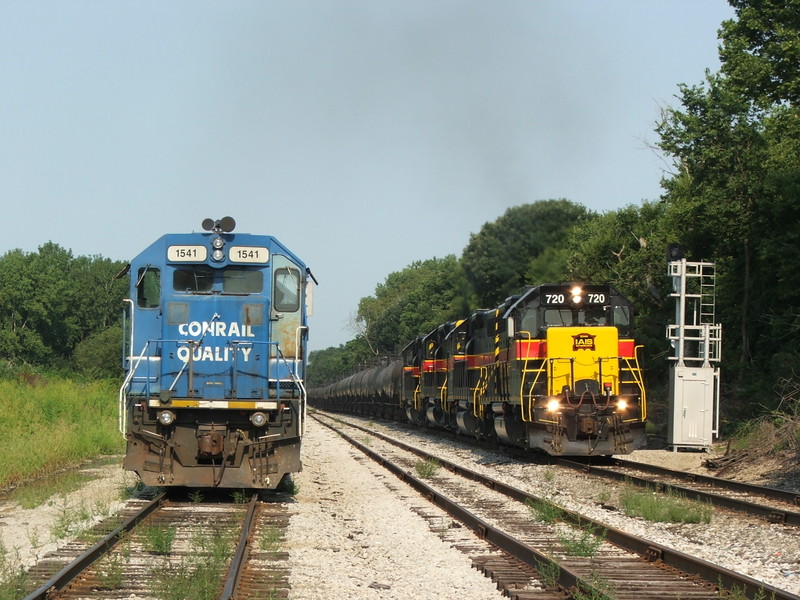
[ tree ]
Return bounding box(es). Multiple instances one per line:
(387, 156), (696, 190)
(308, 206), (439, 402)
(0, 244), (128, 367)
(307, 337), (373, 386)
(461, 200), (594, 308)
(655, 0), (800, 411)
(719, 0), (800, 106)
(354, 256), (467, 354)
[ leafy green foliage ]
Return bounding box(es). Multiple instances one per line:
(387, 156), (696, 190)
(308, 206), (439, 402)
(0, 373), (124, 488)
(461, 200), (593, 308)
(0, 244), (128, 367)
(355, 255), (468, 355)
(73, 325), (123, 378)
(307, 337), (374, 386)
(654, 0), (800, 413)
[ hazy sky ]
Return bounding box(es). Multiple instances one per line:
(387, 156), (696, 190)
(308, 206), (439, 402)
(0, 1), (734, 351)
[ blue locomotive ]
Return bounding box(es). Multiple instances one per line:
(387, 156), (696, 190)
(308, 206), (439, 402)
(118, 217), (313, 488)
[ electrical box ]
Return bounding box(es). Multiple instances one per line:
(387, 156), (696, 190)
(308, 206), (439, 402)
(667, 366), (718, 449)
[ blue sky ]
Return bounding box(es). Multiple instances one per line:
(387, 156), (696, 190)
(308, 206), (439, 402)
(0, 1), (734, 351)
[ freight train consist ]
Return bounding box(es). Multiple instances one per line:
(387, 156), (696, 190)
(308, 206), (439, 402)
(310, 283), (647, 456)
(119, 217), (313, 488)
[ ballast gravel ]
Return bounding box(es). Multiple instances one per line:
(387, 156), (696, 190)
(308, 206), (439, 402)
(327, 415), (800, 596)
(1, 416), (798, 598)
(287, 421), (507, 599)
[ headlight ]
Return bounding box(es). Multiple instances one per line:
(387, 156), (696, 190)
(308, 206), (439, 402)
(250, 412), (267, 427)
(616, 399), (628, 411)
(546, 398), (561, 412)
(212, 249), (224, 261)
(212, 236), (225, 249)
(158, 410), (176, 425)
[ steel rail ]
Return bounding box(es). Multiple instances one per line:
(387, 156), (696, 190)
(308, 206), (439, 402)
(22, 493), (165, 600)
(314, 416), (612, 600)
(314, 413), (800, 600)
(556, 458), (800, 526)
(611, 456), (800, 504)
(220, 493), (260, 600)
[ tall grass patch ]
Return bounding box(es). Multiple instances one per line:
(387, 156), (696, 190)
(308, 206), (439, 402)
(0, 376), (124, 489)
(620, 485), (712, 523)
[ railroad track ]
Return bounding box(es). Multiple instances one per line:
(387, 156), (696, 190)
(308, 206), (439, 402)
(313, 412), (799, 600)
(554, 457), (800, 525)
(20, 490), (292, 600)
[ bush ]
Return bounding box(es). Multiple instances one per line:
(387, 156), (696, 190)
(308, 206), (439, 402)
(73, 325), (123, 378)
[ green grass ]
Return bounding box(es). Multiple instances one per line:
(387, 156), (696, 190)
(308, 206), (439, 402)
(557, 525), (607, 558)
(620, 485), (712, 523)
(141, 523), (177, 555)
(414, 458), (440, 479)
(152, 528), (235, 600)
(526, 497), (564, 523)
(0, 375), (124, 490)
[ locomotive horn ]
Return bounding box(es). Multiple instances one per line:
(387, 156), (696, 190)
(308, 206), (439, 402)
(201, 217), (236, 233)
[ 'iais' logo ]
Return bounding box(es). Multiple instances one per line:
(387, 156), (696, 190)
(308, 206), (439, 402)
(572, 332), (596, 351)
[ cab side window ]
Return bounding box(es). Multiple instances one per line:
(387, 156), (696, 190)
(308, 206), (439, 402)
(137, 267), (161, 308)
(273, 266), (300, 312)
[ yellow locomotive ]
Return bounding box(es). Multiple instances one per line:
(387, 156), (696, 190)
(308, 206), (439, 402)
(312, 283), (647, 456)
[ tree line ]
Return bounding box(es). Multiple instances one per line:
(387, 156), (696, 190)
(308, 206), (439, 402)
(309, 0), (800, 426)
(0, 243), (128, 377)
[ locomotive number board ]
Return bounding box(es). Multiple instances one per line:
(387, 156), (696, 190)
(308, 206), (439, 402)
(167, 245), (208, 261)
(229, 246), (269, 263)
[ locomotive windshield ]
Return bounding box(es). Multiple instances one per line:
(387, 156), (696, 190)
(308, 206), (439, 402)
(172, 265), (264, 294)
(519, 304), (631, 336)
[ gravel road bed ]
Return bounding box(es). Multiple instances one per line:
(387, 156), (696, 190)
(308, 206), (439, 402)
(288, 419), (507, 599)
(2, 415), (798, 598)
(325, 414), (800, 595)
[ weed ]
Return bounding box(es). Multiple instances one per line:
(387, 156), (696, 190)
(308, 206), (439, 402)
(276, 474), (299, 495)
(535, 558), (560, 587)
(95, 553), (125, 590)
(572, 569), (617, 600)
(259, 525), (283, 554)
(414, 458), (440, 479)
(526, 498), (563, 523)
(152, 528), (235, 600)
(121, 477), (147, 500)
(141, 524), (177, 554)
(361, 435), (373, 446)
(188, 489), (204, 503)
(718, 578), (775, 600)
(0, 539), (31, 600)
(620, 486), (712, 523)
(231, 489), (250, 504)
(50, 496), (87, 540)
(542, 467), (556, 483)
(557, 525), (606, 558)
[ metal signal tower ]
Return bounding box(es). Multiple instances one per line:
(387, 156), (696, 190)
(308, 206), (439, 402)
(666, 254), (721, 451)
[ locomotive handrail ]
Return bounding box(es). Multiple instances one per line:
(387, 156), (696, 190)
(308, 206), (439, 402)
(620, 345), (647, 420)
(118, 339), (153, 435)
